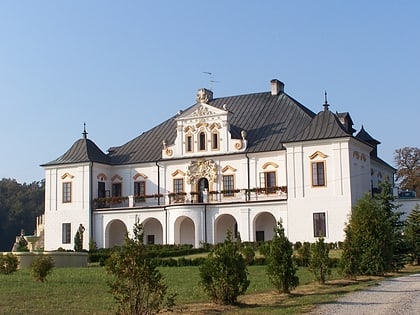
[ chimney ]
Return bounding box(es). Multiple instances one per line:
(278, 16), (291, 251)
(270, 79), (284, 95)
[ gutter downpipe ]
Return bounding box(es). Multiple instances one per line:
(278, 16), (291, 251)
(245, 152), (250, 202)
(204, 203), (207, 244)
(89, 161), (93, 247)
(155, 160), (161, 206)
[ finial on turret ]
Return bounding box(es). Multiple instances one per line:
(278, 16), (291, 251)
(323, 91), (330, 111)
(82, 122), (88, 139)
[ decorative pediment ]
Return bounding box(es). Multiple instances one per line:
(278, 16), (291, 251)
(61, 172), (74, 180)
(309, 151), (327, 160)
(97, 173), (108, 181)
(171, 169), (186, 177)
(222, 165), (237, 173)
(210, 122), (222, 130)
(111, 174), (123, 182)
(262, 162), (279, 170)
(184, 126), (196, 133)
(133, 173), (148, 180)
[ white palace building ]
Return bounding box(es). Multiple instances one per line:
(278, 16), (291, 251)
(41, 79), (395, 250)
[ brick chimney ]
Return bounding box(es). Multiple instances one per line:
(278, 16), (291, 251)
(270, 79), (284, 95)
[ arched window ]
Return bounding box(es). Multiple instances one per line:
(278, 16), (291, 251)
(199, 132), (206, 151)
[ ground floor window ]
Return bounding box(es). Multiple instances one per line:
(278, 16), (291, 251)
(313, 212), (326, 237)
(256, 230), (264, 242)
(62, 223), (71, 244)
(147, 235), (155, 245)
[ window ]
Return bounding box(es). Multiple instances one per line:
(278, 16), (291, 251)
(134, 181), (146, 197)
(147, 235), (155, 245)
(186, 135), (193, 152)
(98, 182), (106, 198)
(173, 178), (184, 193)
(199, 132), (206, 151)
(211, 132), (219, 150)
(112, 183), (122, 197)
(256, 231), (265, 242)
(313, 212), (326, 237)
(260, 171), (276, 193)
(312, 162), (325, 186)
(63, 182), (72, 203)
(223, 175), (234, 196)
(62, 223), (71, 244)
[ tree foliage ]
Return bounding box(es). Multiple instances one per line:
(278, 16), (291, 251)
(405, 204), (420, 265)
(0, 178), (44, 251)
(31, 255), (54, 282)
(394, 147), (420, 197)
(106, 221), (175, 315)
(309, 238), (330, 284)
(265, 221), (299, 293)
(199, 230), (250, 305)
(0, 253), (19, 274)
(340, 188), (397, 277)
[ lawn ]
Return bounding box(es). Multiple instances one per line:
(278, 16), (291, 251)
(1, 262), (418, 314)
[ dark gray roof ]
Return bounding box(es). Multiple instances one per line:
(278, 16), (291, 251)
(107, 91), (317, 164)
(287, 108), (352, 142)
(356, 125), (381, 146)
(42, 137), (110, 166)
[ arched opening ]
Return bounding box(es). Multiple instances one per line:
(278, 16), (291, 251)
(174, 216), (195, 246)
(214, 214), (238, 244)
(143, 218), (163, 245)
(105, 219), (127, 248)
(198, 177), (209, 203)
(254, 212), (277, 242)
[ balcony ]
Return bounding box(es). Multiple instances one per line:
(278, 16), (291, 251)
(92, 187), (287, 210)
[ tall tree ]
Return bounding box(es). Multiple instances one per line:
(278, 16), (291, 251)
(0, 179), (44, 251)
(394, 147), (420, 197)
(265, 221), (299, 293)
(405, 204), (420, 265)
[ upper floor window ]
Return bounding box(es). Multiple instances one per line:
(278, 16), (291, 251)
(260, 171), (276, 193)
(222, 175), (234, 196)
(173, 178), (184, 193)
(211, 132), (219, 150)
(312, 162), (325, 186)
(186, 135), (193, 152)
(313, 212), (326, 237)
(63, 182), (72, 203)
(134, 181), (146, 197)
(112, 183), (122, 197)
(199, 132), (206, 151)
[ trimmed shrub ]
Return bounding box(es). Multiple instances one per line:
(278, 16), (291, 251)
(0, 253), (19, 274)
(31, 255), (54, 282)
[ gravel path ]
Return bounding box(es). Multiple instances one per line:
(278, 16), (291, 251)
(306, 273), (420, 315)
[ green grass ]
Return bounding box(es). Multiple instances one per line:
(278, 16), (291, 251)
(1, 264), (419, 314)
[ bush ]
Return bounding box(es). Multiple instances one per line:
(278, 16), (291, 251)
(199, 231), (250, 305)
(0, 253), (19, 274)
(31, 255), (54, 282)
(296, 242), (311, 267)
(309, 238), (331, 284)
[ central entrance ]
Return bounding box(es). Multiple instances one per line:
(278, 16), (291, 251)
(198, 178), (209, 203)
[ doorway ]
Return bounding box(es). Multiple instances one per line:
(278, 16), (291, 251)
(198, 178), (209, 203)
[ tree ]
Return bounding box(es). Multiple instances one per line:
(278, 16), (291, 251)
(31, 255), (54, 282)
(106, 221), (175, 314)
(199, 230), (250, 305)
(265, 221), (299, 293)
(405, 204), (420, 265)
(340, 193), (394, 276)
(394, 147), (420, 197)
(309, 238), (330, 284)
(74, 231), (82, 252)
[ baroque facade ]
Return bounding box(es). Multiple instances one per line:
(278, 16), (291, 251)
(41, 79), (394, 250)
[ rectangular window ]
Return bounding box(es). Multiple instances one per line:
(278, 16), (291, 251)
(256, 231), (265, 242)
(147, 235), (155, 245)
(63, 182), (72, 203)
(98, 182), (106, 198)
(134, 181), (146, 197)
(112, 183), (122, 197)
(211, 133), (219, 150)
(186, 135), (193, 152)
(173, 178), (184, 193)
(313, 212), (326, 237)
(312, 162), (325, 186)
(223, 175), (234, 196)
(260, 171), (276, 193)
(62, 223), (71, 244)
(199, 132), (206, 151)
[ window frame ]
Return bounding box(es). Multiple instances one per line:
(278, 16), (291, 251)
(222, 174), (235, 196)
(211, 131), (219, 151)
(134, 181), (146, 197)
(186, 134), (194, 152)
(112, 182), (122, 197)
(62, 223), (71, 244)
(62, 182), (72, 203)
(198, 131), (206, 151)
(259, 171), (277, 193)
(313, 212), (326, 237)
(173, 178), (184, 194)
(311, 161), (326, 187)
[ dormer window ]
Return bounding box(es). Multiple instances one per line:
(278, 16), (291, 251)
(211, 131), (219, 150)
(186, 134), (193, 152)
(199, 132), (206, 151)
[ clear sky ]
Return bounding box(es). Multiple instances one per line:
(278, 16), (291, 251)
(1, 1), (419, 183)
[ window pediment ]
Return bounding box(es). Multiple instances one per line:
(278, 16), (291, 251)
(171, 169), (186, 177)
(262, 162), (279, 170)
(222, 165), (237, 173)
(133, 173), (148, 180)
(61, 172), (74, 180)
(111, 175), (123, 182)
(97, 173), (107, 181)
(309, 151), (327, 160)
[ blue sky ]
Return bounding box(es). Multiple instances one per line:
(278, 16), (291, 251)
(1, 1), (419, 183)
